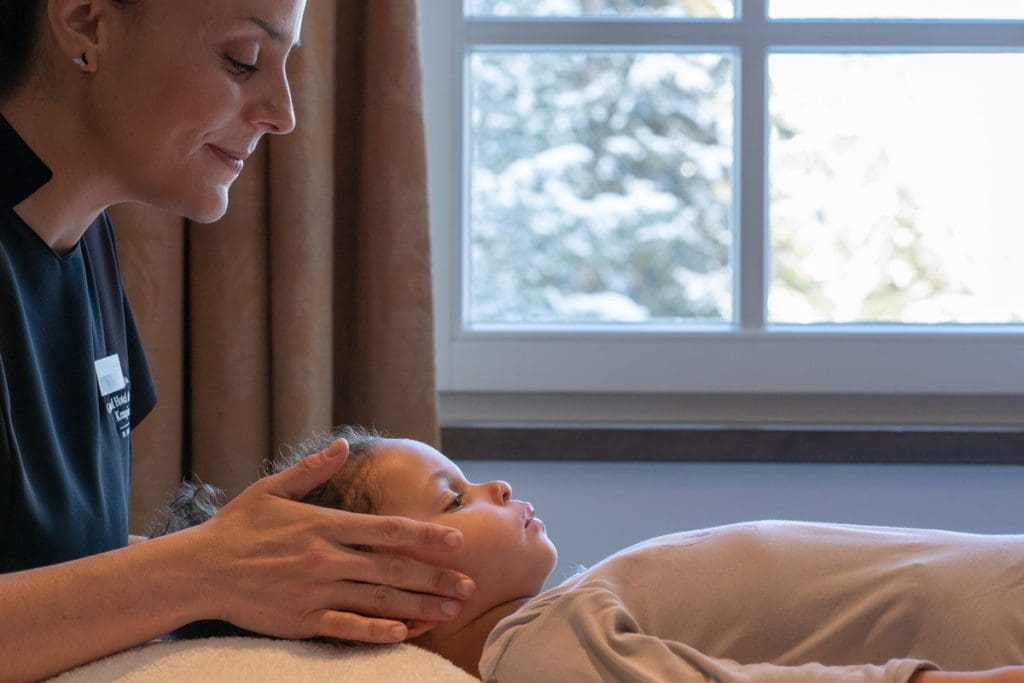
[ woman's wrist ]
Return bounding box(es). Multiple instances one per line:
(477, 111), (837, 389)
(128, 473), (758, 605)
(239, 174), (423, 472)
(133, 524), (225, 627)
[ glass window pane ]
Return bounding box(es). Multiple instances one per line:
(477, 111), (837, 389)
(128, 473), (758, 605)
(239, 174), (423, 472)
(468, 0), (734, 18)
(769, 53), (1024, 324)
(770, 0), (1024, 19)
(469, 52), (734, 325)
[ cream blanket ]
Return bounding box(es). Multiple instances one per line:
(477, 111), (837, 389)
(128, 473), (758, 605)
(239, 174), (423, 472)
(50, 637), (480, 682)
(482, 522), (1024, 682)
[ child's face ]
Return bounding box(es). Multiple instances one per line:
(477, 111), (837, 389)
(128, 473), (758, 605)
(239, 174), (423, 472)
(373, 439), (558, 613)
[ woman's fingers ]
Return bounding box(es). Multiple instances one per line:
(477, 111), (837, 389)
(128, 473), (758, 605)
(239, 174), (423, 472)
(306, 611), (439, 644)
(327, 509), (465, 551)
(324, 581), (467, 623)
(261, 438), (350, 500)
(327, 549), (475, 601)
(307, 610), (409, 644)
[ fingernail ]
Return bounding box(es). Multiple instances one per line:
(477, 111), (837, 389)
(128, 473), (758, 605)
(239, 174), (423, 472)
(389, 625), (406, 640)
(442, 600), (460, 617)
(444, 531), (461, 547)
(456, 578), (474, 598)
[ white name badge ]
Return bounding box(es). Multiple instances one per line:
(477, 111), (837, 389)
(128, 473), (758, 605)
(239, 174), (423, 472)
(94, 354), (126, 397)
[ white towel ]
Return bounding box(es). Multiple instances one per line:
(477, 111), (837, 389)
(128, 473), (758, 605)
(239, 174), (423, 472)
(49, 637), (481, 682)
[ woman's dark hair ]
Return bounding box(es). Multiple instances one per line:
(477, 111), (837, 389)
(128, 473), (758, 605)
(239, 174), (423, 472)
(0, 1), (46, 100)
(147, 425), (386, 641)
(0, 0), (140, 101)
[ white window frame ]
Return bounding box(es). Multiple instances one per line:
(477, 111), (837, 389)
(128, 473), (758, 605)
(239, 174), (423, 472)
(420, 1), (1024, 420)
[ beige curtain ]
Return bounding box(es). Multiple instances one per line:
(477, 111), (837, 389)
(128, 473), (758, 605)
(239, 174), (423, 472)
(112, 0), (438, 532)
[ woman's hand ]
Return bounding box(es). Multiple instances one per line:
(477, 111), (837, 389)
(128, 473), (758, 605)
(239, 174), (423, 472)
(186, 438), (475, 643)
(912, 667), (1024, 683)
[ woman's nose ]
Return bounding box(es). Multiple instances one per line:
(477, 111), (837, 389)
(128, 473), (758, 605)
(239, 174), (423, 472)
(255, 71), (297, 135)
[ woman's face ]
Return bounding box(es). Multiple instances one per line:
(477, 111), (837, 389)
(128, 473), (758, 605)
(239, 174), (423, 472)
(89, 0), (305, 222)
(372, 439), (558, 619)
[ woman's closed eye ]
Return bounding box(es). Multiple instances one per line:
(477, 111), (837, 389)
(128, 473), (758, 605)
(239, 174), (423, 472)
(224, 54), (259, 75)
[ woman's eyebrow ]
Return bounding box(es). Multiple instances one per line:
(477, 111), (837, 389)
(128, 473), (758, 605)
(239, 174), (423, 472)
(247, 16), (302, 51)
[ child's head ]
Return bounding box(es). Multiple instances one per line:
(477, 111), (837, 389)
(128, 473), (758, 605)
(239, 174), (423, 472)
(153, 426), (557, 638)
(269, 428), (559, 612)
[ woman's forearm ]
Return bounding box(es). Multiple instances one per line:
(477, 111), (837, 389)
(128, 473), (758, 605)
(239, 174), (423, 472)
(0, 528), (207, 682)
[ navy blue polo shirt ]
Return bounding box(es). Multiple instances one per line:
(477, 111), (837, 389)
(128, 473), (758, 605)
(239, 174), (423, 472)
(0, 113), (157, 572)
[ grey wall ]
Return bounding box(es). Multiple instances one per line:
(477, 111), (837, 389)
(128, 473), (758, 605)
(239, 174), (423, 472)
(458, 460), (1024, 589)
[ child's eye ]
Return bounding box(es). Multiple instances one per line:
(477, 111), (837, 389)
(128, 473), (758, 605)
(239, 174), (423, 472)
(445, 493), (463, 512)
(225, 55), (259, 75)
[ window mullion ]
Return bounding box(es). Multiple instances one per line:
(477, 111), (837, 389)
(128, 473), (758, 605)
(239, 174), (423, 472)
(737, 0), (768, 330)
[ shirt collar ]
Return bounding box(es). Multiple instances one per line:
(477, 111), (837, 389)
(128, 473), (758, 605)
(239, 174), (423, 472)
(0, 112), (53, 210)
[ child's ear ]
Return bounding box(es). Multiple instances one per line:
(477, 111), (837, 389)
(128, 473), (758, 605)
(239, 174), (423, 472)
(404, 619), (439, 639)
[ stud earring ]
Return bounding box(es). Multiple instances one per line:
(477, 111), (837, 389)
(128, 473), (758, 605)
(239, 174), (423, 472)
(72, 53), (89, 68)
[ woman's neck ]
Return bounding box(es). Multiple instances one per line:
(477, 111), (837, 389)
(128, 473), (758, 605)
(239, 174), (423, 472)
(1, 92), (116, 254)
(416, 597), (532, 678)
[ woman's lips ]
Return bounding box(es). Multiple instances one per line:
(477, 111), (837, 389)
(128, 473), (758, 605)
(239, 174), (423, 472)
(207, 144), (246, 174)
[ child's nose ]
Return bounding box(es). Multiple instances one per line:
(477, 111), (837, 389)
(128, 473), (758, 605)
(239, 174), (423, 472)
(487, 480), (511, 504)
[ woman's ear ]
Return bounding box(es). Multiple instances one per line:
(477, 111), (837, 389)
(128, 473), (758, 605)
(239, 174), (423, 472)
(46, 0), (106, 72)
